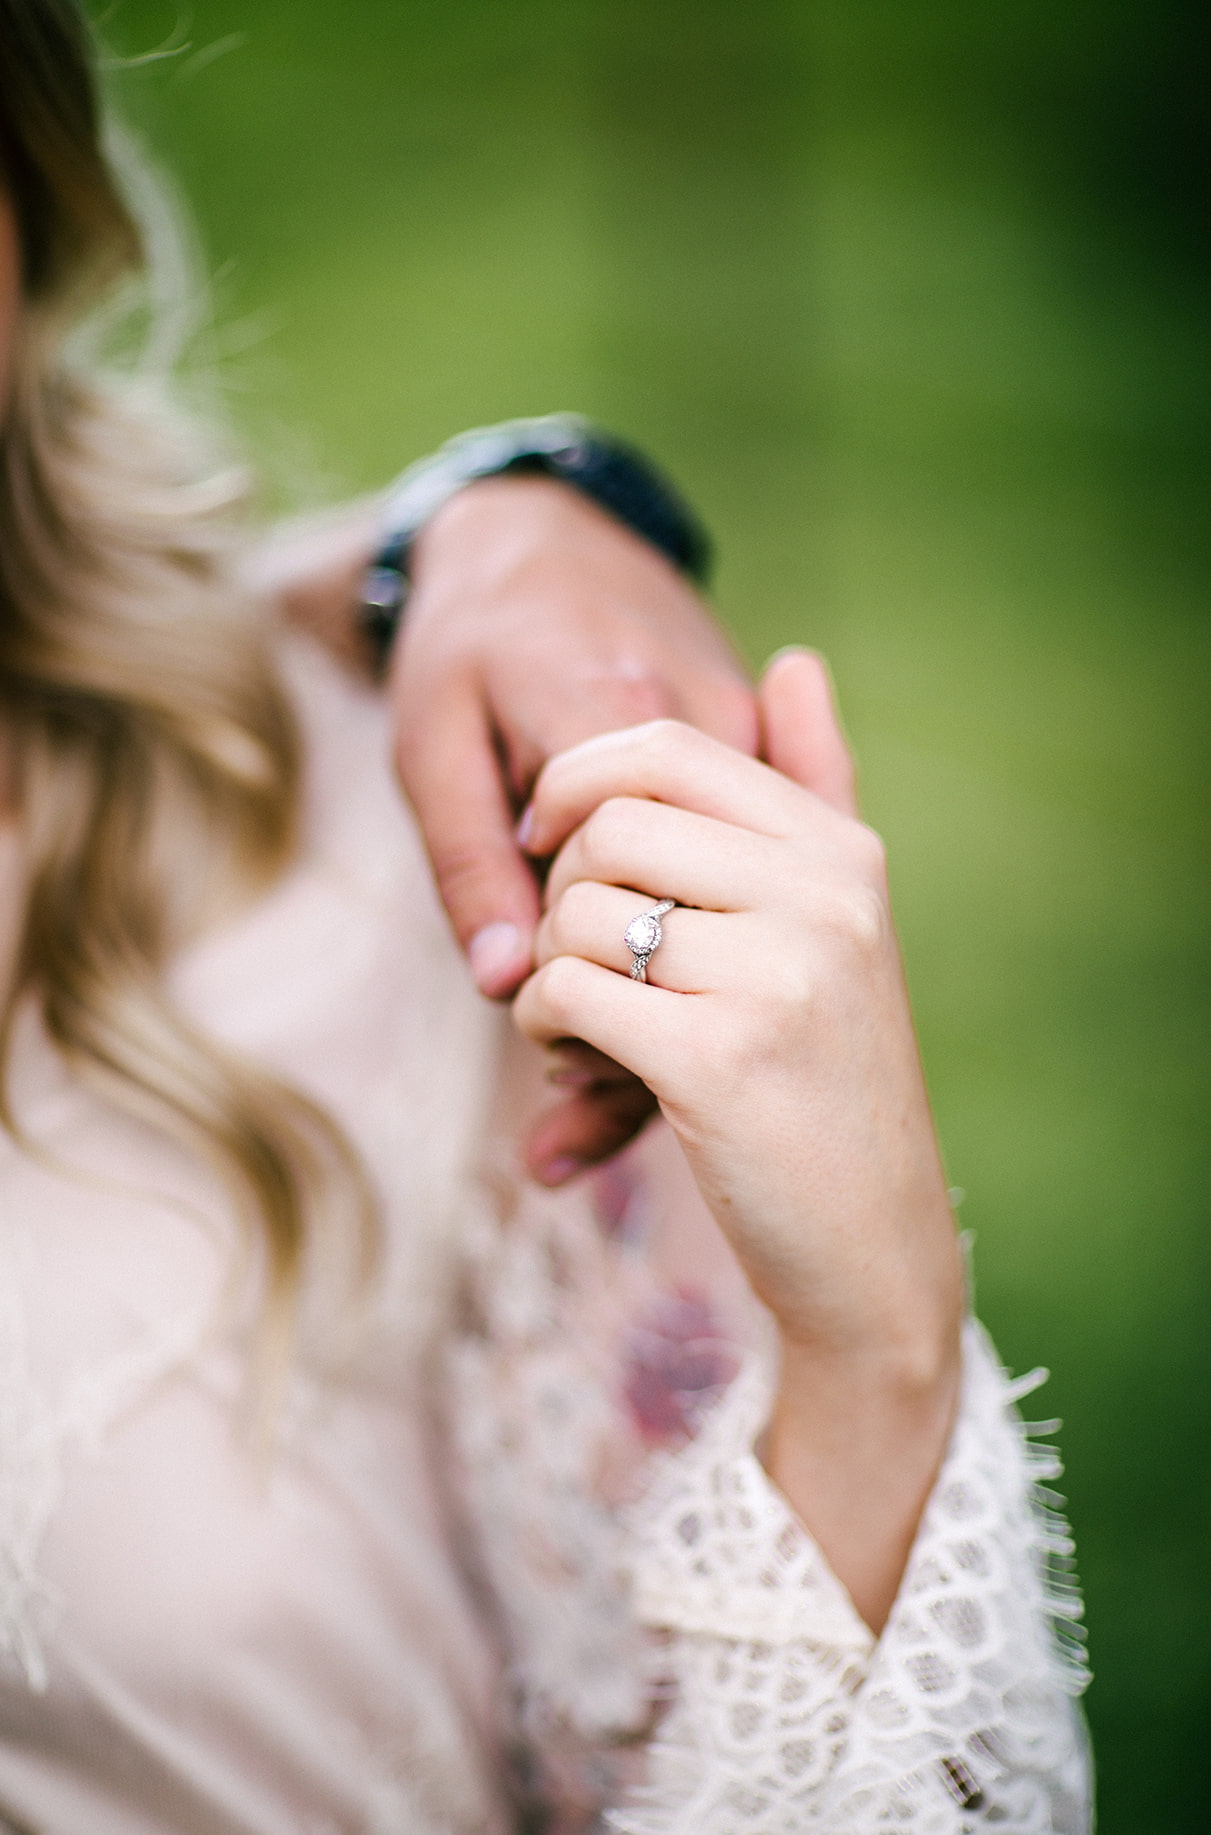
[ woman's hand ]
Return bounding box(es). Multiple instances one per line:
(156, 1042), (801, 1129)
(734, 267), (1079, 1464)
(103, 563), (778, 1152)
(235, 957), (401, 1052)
(513, 651), (964, 1630)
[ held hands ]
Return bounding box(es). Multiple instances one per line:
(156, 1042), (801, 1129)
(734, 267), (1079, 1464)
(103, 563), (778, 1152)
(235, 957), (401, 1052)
(514, 652), (964, 1627)
(397, 485), (962, 1623)
(263, 470), (756, 1177)
(391, 475), (757, 1173)
(269, 479), (962, 1622)
(392, 477), (756, 982)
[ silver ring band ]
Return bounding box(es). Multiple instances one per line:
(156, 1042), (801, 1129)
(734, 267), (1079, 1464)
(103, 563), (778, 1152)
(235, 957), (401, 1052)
(624, 900), (676, 983)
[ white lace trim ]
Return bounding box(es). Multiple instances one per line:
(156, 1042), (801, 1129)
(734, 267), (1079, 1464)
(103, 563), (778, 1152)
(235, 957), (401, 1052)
(446, 1165), (1092, 1832)
(627, 1354), (874, 1655)
(610, 1321), (1092, 1834)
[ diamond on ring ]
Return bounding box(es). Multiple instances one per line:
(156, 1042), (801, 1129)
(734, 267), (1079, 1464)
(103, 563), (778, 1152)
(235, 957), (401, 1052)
(624, 900), (676, 982)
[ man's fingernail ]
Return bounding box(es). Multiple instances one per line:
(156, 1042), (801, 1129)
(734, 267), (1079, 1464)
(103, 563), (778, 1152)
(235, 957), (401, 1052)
(537, 1155), (585, 1186)
(468, 921), (527, 992)
(515, 804), (535, 849)
(546, 1065), (596, 1088)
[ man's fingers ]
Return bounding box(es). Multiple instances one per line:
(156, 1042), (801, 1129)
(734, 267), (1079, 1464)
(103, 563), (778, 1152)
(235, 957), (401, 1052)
(759, 648), (859, 817)
(496, 665), (679, 783)
(676, 670), (762, 759)
(393, 677), (540, 996)
(523, 1078), (659, 1185)
(545, 1039), (637, 1089)
(523, 664), (760, 767)
(488, 653), (756, 798)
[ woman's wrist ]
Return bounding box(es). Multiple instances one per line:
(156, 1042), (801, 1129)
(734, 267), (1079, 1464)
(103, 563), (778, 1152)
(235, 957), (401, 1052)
(765, 1293), (964, 1633)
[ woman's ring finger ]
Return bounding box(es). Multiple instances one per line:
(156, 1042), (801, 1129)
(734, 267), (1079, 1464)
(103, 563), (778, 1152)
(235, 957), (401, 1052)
(536, 881), (734, 993)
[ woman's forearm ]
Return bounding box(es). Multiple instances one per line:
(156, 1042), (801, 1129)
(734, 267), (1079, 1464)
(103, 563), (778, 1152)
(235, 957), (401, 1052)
(514, 656), (970, 1636)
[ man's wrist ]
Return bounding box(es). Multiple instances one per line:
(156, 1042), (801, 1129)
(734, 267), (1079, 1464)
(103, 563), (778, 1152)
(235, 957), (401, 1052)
(357, 415), (712, 673)
(408, 473), (634, 606)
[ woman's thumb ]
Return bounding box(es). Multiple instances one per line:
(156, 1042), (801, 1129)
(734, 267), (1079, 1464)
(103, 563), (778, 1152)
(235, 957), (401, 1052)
(758, 647), (859, 816)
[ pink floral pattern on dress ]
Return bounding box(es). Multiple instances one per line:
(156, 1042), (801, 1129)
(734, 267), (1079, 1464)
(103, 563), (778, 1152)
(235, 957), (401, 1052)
(622, 1288), (741, 1449)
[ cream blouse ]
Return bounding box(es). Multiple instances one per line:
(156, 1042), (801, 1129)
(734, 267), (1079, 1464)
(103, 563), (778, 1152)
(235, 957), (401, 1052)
(0, 641), (1091, 1833)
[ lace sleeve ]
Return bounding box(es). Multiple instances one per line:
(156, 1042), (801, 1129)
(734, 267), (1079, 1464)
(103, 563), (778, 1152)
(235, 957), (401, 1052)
(443, 1130), (1091, 1834)
(613, 1318), (1093, 1835)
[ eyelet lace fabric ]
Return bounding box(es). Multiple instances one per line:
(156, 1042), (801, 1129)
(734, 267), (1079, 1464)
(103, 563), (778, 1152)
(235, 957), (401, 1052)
(613, 1321), (1091, 1833)
(448, 1170), (1092, 1835)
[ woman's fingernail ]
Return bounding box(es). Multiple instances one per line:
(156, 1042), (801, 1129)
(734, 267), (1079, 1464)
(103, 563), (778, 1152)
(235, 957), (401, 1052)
(515, 804), (535, 850)
(468, 921), (527, 992)
(537, 1155), (585, 1186)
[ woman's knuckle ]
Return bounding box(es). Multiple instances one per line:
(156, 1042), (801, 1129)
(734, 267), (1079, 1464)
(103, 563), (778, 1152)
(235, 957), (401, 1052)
(532, 747), (572, 809)
(817, 877), (888, 954)
(581, 796), (632, 870)
(852, 821), (888, 881)
(555, 878), (596, 938)
(634, 715), (690, 760)
(539, 899), (566, 958)
(538, 953), (583, 1023)
(766, 950), (819, 1014)
(712, 1002), (773, 1087)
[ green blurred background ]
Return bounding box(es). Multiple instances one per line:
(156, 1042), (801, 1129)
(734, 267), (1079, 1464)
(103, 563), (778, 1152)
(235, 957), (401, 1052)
(105, 3), (1209, 1828)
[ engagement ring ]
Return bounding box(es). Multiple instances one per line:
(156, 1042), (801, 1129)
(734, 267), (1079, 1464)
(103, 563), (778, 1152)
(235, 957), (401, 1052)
(624, 900), (676, 982)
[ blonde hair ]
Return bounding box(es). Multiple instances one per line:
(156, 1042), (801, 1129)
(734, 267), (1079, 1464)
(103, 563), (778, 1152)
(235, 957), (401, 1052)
(0, 0), (373, 1369)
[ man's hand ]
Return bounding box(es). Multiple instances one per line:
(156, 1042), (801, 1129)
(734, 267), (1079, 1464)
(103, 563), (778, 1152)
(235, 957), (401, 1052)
(262, 469), (758, 1177)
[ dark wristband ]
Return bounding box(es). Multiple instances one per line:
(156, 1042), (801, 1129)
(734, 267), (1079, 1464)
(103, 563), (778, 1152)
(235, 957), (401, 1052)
(357, 414), (712, 671)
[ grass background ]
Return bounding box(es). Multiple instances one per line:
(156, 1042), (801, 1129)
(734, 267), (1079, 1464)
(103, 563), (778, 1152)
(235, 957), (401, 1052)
(104, 3), (1210, 1827)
